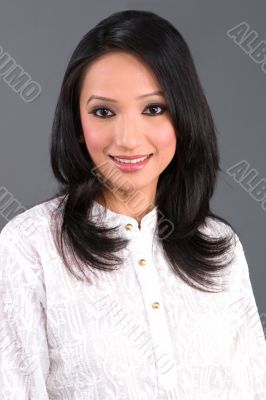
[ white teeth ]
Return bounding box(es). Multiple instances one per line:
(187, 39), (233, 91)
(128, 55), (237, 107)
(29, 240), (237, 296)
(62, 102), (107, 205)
(113, 155), (150, 164)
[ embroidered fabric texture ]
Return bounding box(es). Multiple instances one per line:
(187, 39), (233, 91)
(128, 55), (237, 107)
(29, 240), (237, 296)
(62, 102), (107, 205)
(0, 196), (266, 399)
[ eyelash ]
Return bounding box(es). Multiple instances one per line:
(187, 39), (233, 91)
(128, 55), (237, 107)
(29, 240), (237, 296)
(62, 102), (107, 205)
(89, 104), (167, 119)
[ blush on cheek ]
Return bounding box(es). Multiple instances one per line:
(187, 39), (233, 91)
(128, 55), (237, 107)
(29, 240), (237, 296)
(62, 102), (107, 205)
(156, 126), (176, 147)
(82, 128), (105, 151)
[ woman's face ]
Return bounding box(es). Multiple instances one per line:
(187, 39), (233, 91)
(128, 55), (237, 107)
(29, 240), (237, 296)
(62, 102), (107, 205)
(79, 51), (176, 206)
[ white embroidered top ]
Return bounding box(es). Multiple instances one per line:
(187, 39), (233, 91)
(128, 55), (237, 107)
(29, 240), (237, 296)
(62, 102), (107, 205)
(0, 196), (265, 399)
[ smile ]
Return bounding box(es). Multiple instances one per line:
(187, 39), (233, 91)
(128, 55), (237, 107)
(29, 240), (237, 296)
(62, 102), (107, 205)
(110, 155), (151, 163)
(109, 154), (153, 171)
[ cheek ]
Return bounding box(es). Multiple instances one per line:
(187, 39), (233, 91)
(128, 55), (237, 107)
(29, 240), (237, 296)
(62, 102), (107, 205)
(84, 130), (104, 152)
(81, 119), (109, 152)
(154, 122), (176, 149)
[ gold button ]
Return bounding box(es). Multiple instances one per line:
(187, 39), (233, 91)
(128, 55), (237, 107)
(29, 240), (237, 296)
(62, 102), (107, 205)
(125, 223), (133, 231)
(152, 302), (160, 309)
(138, 259), (146, 266)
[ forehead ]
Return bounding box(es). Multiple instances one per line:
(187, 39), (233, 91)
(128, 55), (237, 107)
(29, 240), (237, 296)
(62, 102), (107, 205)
(80, 51), (161, 93)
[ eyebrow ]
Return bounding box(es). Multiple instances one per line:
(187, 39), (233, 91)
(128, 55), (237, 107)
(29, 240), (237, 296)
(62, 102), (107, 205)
(86, 90), (165, 105)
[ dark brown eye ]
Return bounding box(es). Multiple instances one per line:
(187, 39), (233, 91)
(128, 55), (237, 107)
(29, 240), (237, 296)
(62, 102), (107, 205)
(144, 104), (167, 116)
(90, 107), (114, 118)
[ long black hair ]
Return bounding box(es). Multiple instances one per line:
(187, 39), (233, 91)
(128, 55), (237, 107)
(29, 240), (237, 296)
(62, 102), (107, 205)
(48, 9), (237, 292)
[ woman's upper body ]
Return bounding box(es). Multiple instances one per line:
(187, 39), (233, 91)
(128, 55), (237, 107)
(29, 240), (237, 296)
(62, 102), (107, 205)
(0, 195), (266, 400)
(1, 8), (265, 400)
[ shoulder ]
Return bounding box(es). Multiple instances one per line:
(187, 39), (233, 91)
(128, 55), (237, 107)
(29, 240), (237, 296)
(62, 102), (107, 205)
(205, 217), (253, 297)
(199, 216), (247, 287)
(201, 215), (245, 257)
(199, 215), (236, 240)
(0, 195), (65, 251)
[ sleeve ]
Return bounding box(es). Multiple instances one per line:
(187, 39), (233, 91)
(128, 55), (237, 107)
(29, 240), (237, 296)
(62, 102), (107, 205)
(229, 234), (266, 399)
(0, 222), (50, 400)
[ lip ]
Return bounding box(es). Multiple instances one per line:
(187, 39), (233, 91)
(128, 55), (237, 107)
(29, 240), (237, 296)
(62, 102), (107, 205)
(109, 154), (153, 172)
(109, 154), (153, 160)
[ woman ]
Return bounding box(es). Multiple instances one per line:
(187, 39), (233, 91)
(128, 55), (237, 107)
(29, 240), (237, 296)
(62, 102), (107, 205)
(0, 9), (265, 400)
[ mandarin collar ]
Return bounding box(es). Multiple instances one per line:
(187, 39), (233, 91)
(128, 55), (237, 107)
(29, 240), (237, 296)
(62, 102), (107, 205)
(90, 200), (158, 237)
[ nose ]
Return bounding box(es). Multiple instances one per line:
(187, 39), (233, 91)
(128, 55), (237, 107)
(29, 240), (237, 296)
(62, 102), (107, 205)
(114, 113), (143, 149)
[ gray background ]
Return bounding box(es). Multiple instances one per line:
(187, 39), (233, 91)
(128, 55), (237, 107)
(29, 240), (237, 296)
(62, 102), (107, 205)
(0, 1), (265, 321)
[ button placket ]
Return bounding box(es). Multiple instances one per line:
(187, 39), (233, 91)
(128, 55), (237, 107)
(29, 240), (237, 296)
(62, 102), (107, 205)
(130, 234), (177, 390)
